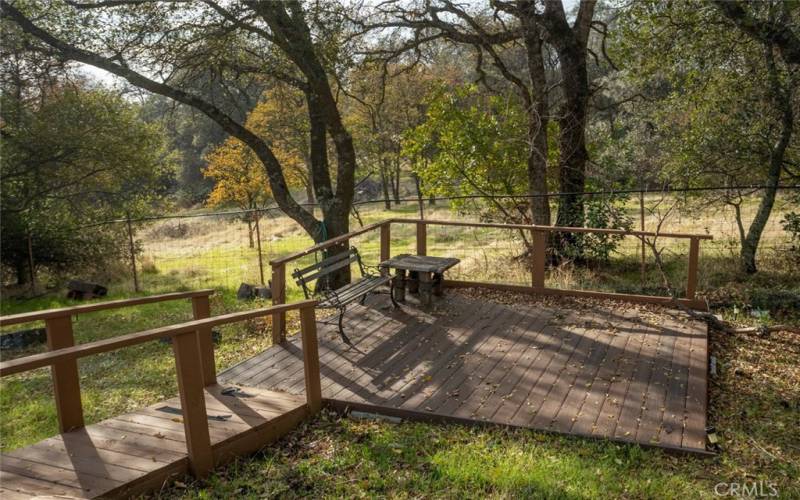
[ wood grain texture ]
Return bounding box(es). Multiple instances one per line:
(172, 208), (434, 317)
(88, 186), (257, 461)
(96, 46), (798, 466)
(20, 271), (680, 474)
(0, 290), (214, 327)
(222, 292), (709, 454)
(0, 385), (306, 499)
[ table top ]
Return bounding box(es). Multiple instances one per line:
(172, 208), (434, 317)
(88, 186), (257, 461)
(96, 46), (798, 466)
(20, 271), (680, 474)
(379, 254), (461, 274)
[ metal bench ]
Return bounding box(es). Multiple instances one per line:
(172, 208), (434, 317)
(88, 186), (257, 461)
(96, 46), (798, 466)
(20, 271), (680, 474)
(292, 247), (398, 344)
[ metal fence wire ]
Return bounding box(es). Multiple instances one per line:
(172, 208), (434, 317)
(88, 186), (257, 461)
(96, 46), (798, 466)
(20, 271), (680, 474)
(12, 186), (799, 298)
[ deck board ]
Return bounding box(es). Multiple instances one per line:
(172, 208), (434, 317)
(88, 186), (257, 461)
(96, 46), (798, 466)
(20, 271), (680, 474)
(1, 385), (307, 498)
(221, 291), (709, 454)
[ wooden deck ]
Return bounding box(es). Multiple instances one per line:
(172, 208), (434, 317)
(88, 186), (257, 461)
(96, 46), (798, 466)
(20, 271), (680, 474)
(222, 291), (709, 454)
(0, 384), (308, 498)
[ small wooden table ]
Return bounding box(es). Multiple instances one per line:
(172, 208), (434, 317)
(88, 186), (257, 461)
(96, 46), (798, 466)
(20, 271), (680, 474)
(379, 254), (460, 306)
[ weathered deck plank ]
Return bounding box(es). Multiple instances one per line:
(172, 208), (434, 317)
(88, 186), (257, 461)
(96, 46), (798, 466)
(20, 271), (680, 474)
(0, 385), (307, 499)
(221, 291), (709, 454)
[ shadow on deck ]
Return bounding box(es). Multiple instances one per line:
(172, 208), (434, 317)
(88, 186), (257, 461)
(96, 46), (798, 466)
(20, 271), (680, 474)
(221, 290), (709, 455)
(0, 385), (308, 498)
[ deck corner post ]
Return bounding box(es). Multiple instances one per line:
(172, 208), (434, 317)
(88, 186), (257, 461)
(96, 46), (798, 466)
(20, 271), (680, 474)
(687, 237), (700, 300)
(380, 222), (391, 264)
(271, 263), (286, 343)
(191, 294), (216, 386)
(45, 314), (84, 433)
(416, 221), (427, 256)
(299, 305), (322, 414)
(531, 229), (547, 290)
(172, 331), (214, 478)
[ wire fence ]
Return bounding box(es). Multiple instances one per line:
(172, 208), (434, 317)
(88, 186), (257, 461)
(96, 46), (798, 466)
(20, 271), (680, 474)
(9, 186), (799, 300)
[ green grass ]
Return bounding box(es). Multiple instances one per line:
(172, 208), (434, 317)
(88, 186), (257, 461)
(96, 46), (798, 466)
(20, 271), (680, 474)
(0, 288), (299, 451)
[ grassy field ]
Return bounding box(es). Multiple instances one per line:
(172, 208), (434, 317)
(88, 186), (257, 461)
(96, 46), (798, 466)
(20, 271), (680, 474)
(131, 194), (798, 320)
(0, 196), (797, 497)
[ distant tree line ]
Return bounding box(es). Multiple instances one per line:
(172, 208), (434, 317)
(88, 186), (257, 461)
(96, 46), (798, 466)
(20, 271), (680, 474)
(1, 0), (797, 285)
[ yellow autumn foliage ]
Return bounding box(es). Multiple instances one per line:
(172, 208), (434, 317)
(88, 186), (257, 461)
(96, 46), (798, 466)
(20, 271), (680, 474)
(204, 86), (311, 210)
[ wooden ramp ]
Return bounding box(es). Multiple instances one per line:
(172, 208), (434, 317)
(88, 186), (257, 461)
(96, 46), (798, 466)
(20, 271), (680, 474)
(0, 385), (307, 499)
(222, 292), (709, 455)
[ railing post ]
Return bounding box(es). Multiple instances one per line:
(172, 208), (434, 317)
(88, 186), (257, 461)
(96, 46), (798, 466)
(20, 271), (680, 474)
(45, 315), (84, 433)
(271, 263), (286, 343)
(416, 221), (427, 256)
(299, 305), (322, 414)
(191, 295), (216, 386)
(531, 229), (546, 290)
(172, 331), (214, 477)
(380, 222), (391, 263)
(686, 237), (700, 300)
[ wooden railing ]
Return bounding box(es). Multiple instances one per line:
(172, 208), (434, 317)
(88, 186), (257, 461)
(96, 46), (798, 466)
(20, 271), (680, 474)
(0, 298), (321, 478)
(0, 290), (215, 433)
(269, 219), (712, 340)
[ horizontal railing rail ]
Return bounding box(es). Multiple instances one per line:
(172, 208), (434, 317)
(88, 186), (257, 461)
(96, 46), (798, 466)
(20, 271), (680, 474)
(0, 289), (214, 327)
(0, 289), (216, 434)
(0, 301), (312, 376)
(0, 299), (321, 478)
(267, 218), (712, 340)
(392, 218), (714, 240)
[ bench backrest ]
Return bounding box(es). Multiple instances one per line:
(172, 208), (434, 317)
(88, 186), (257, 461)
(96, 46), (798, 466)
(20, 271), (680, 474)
(292, 247), (365, 298)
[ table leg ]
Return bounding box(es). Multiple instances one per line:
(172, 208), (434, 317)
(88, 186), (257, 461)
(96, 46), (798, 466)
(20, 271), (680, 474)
(408, 271), (419, 293)
(418, 272), (433, 306)
(393, 269), (407, 302)
(433, 272), (444, 296)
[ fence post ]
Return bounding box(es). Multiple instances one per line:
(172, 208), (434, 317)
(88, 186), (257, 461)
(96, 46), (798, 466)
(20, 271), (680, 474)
(126, 213), (140, 293)
(299, 305), (322, 413)
(380, 222), (391, 263)
(271, 263), (286, 343)
(254, 211), (265, 286)
(45, 315), (84, 432)
(686, 237), (700, 300)
(191, 295), (216, 386)
(172, 330), (214, 477)
(416, 221), (427, 256)
(531, 229), (546, 290)
(640, 190), (646, 285)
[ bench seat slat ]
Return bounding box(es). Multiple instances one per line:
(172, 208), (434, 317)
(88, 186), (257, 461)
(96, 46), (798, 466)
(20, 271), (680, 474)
(318, 276), (390, 308)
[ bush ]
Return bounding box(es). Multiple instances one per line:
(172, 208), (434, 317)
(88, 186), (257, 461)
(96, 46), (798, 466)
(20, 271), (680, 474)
(559, 194), (633, 262)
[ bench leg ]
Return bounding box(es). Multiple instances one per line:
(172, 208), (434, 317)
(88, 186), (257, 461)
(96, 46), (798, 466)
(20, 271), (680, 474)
(389, 280), (400, 309)
(337, 308), (352, 345)
(433, 273), (444, 296)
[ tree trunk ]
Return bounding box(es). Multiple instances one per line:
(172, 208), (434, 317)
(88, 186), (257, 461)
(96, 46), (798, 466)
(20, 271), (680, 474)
(380, 158), (392, 210)
(412, 173), (424, 217)
(247, 219), (255, 248)
(534, 0), (595, 257)
(392, 157), (401, 204)
(305, 88), (351, 288)
(520, 6), (551, 226)
(15, 261), (30, 285)
(553, 42), (590, 232)
(740, 45), (793, 273)
(305, 177), (315, 204)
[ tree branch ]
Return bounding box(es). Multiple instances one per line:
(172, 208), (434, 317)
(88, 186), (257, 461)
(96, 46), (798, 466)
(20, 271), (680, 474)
(713, 0), (800, 65)
(1, 0), (319, 234)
